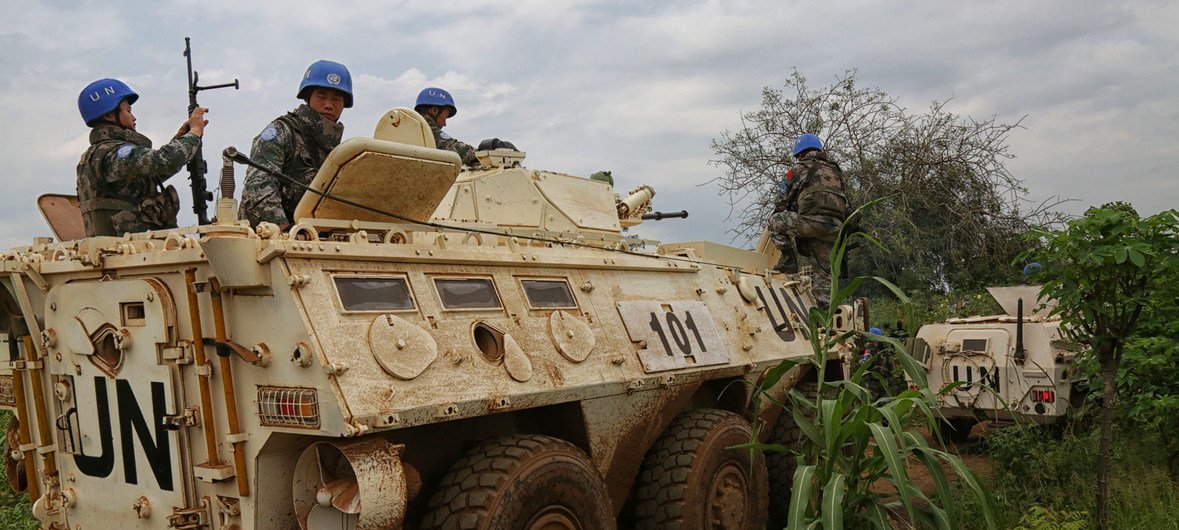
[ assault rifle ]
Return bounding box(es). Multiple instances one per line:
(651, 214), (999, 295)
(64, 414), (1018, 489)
(184, 36), (238, 224)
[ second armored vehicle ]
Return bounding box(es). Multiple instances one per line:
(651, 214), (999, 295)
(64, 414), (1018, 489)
(909, 286), (1080, 438)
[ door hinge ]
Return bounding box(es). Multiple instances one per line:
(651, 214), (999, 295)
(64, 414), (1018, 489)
(162, 406), (201, 429)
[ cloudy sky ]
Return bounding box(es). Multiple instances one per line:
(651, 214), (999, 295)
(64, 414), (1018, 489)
(1, 0), (1176, 248)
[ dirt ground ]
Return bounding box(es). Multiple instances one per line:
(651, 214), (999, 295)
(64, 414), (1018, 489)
(904, 423), (992, 495)
(867, 421), (994, 502)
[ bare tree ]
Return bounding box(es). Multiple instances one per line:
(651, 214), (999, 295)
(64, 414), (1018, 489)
(710, 70), (1066, 293)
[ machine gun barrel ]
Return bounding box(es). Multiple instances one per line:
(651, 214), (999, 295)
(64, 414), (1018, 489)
(184, 36), (238, 225)
(640, 210), (689, 221)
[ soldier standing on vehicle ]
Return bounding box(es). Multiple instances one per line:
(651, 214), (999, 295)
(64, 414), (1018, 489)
(241, 60), (351, 228)
(414, 87), (478, 166)
(76, 78), (208, 237)
(767, 133), (849, 307)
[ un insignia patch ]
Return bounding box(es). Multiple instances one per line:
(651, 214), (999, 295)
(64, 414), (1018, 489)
(327, 73), (341, 85)
(439, 131), (453, 140)
(260, 126), (278, 141)
(116, 145), (134, 159)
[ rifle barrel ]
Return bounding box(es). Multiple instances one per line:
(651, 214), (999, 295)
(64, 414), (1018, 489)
(183, 36), (237, 225)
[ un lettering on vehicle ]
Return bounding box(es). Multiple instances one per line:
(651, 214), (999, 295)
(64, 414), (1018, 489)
(754, 284), (809, 342)
(66, 375), (178, 491)
(616, 301), (729, 373)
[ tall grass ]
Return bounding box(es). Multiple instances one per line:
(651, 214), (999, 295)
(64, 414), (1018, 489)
(959, 422), (1179, 529)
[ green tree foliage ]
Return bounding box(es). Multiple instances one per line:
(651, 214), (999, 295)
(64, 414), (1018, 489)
(976, 422), (1179, 529)
(743, 205), (996, 529)
(1073, 291), (1179, 476)
(710, 70), (1064, 294)
(1111, 300), (1179, 475)
(1021, 203), (1179, 529)
(1012, 506), (1089, 530)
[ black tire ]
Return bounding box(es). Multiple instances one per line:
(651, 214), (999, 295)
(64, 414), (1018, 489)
(629, 409), (768, 529)
(420, 434), (613, 530)
(939, 417), (976, 443)
(938, 416), (976, 445)
(766, 382), (818, 529)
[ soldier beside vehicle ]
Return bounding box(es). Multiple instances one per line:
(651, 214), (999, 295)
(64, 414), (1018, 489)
(767, 133), (850, 308)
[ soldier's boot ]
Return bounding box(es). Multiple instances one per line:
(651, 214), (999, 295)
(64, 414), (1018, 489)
(774, 244), (800, 273)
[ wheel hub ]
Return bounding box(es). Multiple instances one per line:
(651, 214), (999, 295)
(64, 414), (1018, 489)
(527, 505), (582, 530)
(707, 464), (749, 529)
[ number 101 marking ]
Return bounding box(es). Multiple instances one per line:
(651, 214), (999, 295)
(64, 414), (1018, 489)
(649, 310), (707, 359)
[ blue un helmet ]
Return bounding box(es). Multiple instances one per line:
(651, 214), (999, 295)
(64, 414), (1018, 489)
(78, 78), (139, 126)
(415, 87), (457, 117)
(1023, 262), (1043, 277)
(792, 133), (824, 157)
(297, 60), (353, 108)
(868, 327), (883, 336)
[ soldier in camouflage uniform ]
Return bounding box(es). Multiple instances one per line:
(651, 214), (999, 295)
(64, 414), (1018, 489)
(414, 87), (478, 166)
(241, 60), (352, 227)
(767, 134), (848, 307)
(75, 78), (208, 237)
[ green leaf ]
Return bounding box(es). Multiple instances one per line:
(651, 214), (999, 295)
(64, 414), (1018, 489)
(877, 406), (905, 442)
(867, 276), (912, 305)
(868, 422), (915, 519)
(788, 465), (817, 530)
(928, 446), (998, 529)
(911, 446), (956, 527)
(1128, 247), (1146, 267)
(833, 276), (865, 307)
(821, 398), (841, 456)
(759, 358), (801, 394)
(729, 441), (788, 453)
(889, 337), (928, 389)
(1115, 247), (1129, 264)
(821, 473), (847, 529)
(793, 404), (822, 445)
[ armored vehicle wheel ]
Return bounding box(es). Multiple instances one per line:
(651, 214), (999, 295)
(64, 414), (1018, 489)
(939, 417), (977, 443)
(420, 434), (612, 530)
(629, 409), (768, 530)
(766, 382), (818, 528)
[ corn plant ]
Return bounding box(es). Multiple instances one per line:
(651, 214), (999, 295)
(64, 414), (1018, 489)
(744, 201), (997, 529)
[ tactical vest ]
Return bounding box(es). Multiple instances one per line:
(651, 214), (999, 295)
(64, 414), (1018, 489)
(272, 111), (337, 219)
(791, 157), (849, 221)
(76, 136), (179, 237)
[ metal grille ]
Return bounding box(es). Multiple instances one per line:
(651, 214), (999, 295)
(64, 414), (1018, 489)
(0, 375), (14, 407)
(257, 387), (320, 428)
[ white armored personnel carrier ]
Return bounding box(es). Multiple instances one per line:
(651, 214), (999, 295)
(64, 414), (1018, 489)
(909, 286), (1080, 437)
(0, 108), (860, 529)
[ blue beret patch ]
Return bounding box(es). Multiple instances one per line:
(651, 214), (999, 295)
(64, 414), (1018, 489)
(260, 126), (278, 141)
(116, 145), (134, 159)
